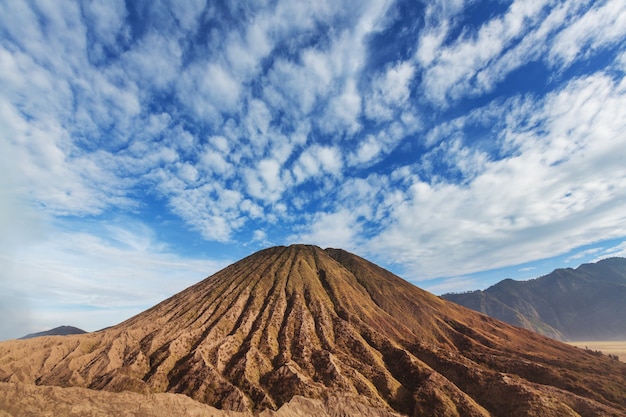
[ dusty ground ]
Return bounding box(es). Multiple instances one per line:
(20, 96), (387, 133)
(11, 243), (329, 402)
(0, 382), (403, 417)
(565, 341), (626, 362)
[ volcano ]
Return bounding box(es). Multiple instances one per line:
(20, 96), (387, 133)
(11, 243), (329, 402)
(1, 245), (625, 416)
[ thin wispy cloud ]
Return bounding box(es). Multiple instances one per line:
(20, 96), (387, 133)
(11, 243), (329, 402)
(0, 217), (229, 337)
(1, 0), (625, 338)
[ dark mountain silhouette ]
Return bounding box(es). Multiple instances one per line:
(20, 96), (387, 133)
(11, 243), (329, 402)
(442, 257), (626, 341)
(19, 325), (87, 340)
(1, 245), (625, 416)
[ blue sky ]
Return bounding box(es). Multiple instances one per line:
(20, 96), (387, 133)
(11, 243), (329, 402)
(1, 0), (625, 339)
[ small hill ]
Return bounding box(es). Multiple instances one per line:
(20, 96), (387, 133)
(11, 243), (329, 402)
(1, 245), (625, 416)
(19, 326), (86, 340)
(442, 257), (626, 341)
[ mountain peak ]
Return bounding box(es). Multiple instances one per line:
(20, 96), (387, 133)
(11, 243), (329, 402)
(19, 325), (86, 340)
(1, 246), (625, 416)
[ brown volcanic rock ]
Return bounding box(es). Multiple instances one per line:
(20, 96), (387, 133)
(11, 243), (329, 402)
(1, 245), (625, 416)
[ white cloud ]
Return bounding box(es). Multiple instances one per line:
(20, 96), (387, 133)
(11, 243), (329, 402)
(2, 1), (87, 75)
(416, 22), (449, 67)
(3, 0), (625, 300)
(200, 147), (233, 177)
(175, 70), (221, 122)
(2, 0), (383, 245)
(203, 63), (243, 109)
(290, 209), (361, 250)
(365, 71), (626, 279)
(83, 0), (129, 51)
(348, 117), (419, 168)
(0, 102), (130, 216)
(423, 276), (480, 295)
(472, 0), (585, 94)
(241, 199), (264, 219)
(566, 247), (604, 261)
(245, 158), (291, 203)
(264, 58), (321, 116)
(322, 80), (362, 135)
(350, 135), (382, 165)
(166, 0), (207, 32)
(419, 0), (552, 104)
(293, 145), (343, 184)
(594, 241), (626, 260)
(244, 99), (273, 151)
(0, 219), (228, 339)
(210, 135), (231, 153)
(252, 229), (268, 244)
(0, 158), (49, 340)
(225, 19), (272, 77)
(549, 0), (626, 69)
(365, 61), (415, 121)
(166, 183), (246, 242)
(177, 162), (199, 183)
(416, 0), (626, 107)
(414, 0), (469, 66)
(316, 146), (344, 175)
(0, 2), (148, 216)
(293, 151), (320, 183)
(122, 32), (182, 91)
(263, 0), (392, 133)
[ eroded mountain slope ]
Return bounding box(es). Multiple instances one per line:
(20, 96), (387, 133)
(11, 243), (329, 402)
(1, 245), (625, 416)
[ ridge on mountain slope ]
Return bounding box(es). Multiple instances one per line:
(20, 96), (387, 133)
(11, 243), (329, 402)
(0, 245), (625, 417)
(442, 257), (626, 340)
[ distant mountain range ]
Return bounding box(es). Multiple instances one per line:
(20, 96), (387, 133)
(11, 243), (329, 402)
(19, 325), (86, 340)
(442, 257), (626, 341)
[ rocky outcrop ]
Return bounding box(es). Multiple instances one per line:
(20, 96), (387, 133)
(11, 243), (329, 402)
(0, 245), (625, 416)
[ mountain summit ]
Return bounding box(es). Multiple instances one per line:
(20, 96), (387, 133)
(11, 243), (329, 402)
(19, 325), (87, 340)
(1, 245), (625, 416)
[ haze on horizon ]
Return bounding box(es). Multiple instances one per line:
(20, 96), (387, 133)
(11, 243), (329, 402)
(1, 0), (625, 340)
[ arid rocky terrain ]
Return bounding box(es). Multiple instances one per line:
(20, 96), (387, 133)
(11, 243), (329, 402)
(1, 245), (625, 416)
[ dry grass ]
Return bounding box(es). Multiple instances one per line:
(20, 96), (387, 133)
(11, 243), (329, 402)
(565, 341), (626, 362)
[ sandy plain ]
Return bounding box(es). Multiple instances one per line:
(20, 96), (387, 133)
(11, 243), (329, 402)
(565, 341), (626, 362)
